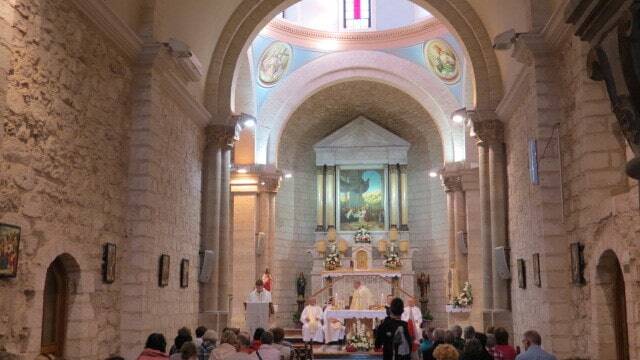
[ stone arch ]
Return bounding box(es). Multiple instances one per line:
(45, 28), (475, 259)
(28, 248), (98, 359)
(256, 50), (464, 165)
(204, 0), (503, 123)
(591, 249), (630, 360)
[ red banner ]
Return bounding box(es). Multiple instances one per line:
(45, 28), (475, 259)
(354, 0), (361, 19)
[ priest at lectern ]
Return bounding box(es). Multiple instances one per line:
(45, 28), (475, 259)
(245, 279), (273, 338)
(300, 297), (324, 343)
(350, 280), (373, 310)
(246, 279), (272, 303)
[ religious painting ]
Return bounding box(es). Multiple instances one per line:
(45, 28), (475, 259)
(424, 38), (460, 84)
(258, 41), (292, 87)
(158, 254), (170, 287)
(517, 258), (526, 289)
(338, 166), (386, 231)
(180, 259), (189, 288)
(532, 253), (541, 287)
(102, 243), (116, 284)
(0, 223), (20, 278)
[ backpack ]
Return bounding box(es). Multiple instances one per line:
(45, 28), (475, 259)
(393, 325), (411, 356)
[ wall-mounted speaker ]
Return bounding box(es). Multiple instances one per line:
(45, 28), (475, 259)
(198, 250), (215, 283)
(494, 246), (511, 280)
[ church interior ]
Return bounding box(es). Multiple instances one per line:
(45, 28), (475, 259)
(0, 0), (639, 359)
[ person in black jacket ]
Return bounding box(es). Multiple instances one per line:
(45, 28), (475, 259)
(459, 338), (491, 360)
(375, 298), (413, 360)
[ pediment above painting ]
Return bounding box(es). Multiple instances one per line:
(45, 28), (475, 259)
(314, 116), (410, 165)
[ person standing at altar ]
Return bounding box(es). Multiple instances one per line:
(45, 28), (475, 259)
(401, 298), (422, 352)
(323, 297), (345, 344)
(350, 280), (373, 310)
(246, 280), (272, 303)
(301, 298), (324, 343)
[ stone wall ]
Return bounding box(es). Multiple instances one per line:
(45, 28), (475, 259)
(0, 0), (133, 356)
(0, 0), (206, 358)
(502, 28), (640, 358)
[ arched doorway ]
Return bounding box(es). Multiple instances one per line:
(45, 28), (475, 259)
(594, 250), (629, 360)
(40, 257), (69, 356)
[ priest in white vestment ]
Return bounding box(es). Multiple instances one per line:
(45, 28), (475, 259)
(246, 279), (272, 303)
(301, 298), (324, 343)
(401, 297), (422, 351)
(323, 297), (345, 344)
(350, 280), (374, 310)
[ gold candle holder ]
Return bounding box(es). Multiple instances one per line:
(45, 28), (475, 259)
(316, 240), (326, 254)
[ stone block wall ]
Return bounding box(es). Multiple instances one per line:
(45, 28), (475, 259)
(0, 0), (132, 356)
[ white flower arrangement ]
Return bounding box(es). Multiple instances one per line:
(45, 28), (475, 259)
(353, 228), (371, 243)
(346, 320), (373, 351)
(449, 281), (473, 308)
(324, 252), (341, 270)
(383, 253), (401, 269)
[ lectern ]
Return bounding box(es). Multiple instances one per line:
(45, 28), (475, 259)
(245, 302), (270, 337)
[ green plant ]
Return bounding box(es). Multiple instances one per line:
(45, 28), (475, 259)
(423, 310), (434, 321)
(292, 312), (301, 323)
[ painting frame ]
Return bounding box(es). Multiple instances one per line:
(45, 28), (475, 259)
(180, 258), (189, 289)
(101, 243), (117, 284)
(532, 253), (541, 287)
(0, 223), (21, 278)
(517, 258), (526, 289)
(158, 254), (170, 287)
(423, 38), (461, 84)
(336, 165), (388, 232)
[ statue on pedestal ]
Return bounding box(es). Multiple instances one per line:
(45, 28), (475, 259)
(296, 272), (307, 319)
(417, 272), (431, 316)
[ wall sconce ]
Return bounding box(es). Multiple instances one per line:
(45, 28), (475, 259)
(451, 108), (467, 124)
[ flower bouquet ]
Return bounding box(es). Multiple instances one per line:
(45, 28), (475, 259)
(354, 228), (371, 243)
(347, 320), (372, 351)
(449, 281), (473, 308)
(324, 252), (341, 270)
(383, 253), (401, 269)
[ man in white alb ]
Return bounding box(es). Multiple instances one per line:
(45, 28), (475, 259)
(401, 297), (422, 351)
(323, 297), (345, 344)
(350, 280), (373, 310)
(246, 279), (272, 303)
(300, 297), (324, 343)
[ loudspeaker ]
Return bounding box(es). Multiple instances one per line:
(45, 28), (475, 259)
(198, 250), (215, 283)
(457, 231), (468, 255)
(494, 246), (511, 279)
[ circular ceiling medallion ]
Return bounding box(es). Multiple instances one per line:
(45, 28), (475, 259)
(424, 39), (460, 84)
(258, 41), (293, 87)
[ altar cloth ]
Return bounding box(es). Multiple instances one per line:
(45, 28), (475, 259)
(324, 309), (387, 320)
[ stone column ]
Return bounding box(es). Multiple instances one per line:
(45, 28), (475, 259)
(389, 164), (400, 228)
(399, 165), (409, 231)
(199, 126), (224, 315)
(325, 166), (336, 229)
(477, 137), (493, 310)
(475, 119), (509, 311)
(316, 166), (325, 231)
(454, 186), (468, 286)
(218, 146), (232, 312)
(443, 177), (458, 299)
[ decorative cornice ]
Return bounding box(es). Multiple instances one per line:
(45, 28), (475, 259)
(261, 17), (447, 50)
(205, 125), (237, 148)
(472, 119), (504, 145)
(68, 0), (143, 60)
(230, 165), (283, 193)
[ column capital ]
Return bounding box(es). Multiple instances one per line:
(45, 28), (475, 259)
(231, 165), (282, 193)
(472, 119), (504, 145)
(206, 124), (238, 149)
(442, 175), (463, 193)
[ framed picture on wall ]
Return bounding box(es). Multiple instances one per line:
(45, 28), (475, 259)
(532, 253), (541, 287)
(517, 258), (526, 289)
(0, 223), (21, 278)
(159, 254), (170, 287)
(102, 243), (117, 284)
(180, 259), (189, 288)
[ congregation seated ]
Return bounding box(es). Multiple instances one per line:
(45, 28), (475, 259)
(195, 326), (208, 347)
(433, 344), (459, 360)
(491, 327), (517, 360)
(459, 338), (491, 360)
(211, 330), (238, 360)
(170, 327), (194, 355)
(227, 333), (253, 360)
(171, 342), (198, 360)
(138, 333), (169, 360)
(198, 330), (218, 360)
(251, 328), (265, 350)
(250, 331), (281, 360)
(271, 327), (292, 360)
(516, 330), (557, 360)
